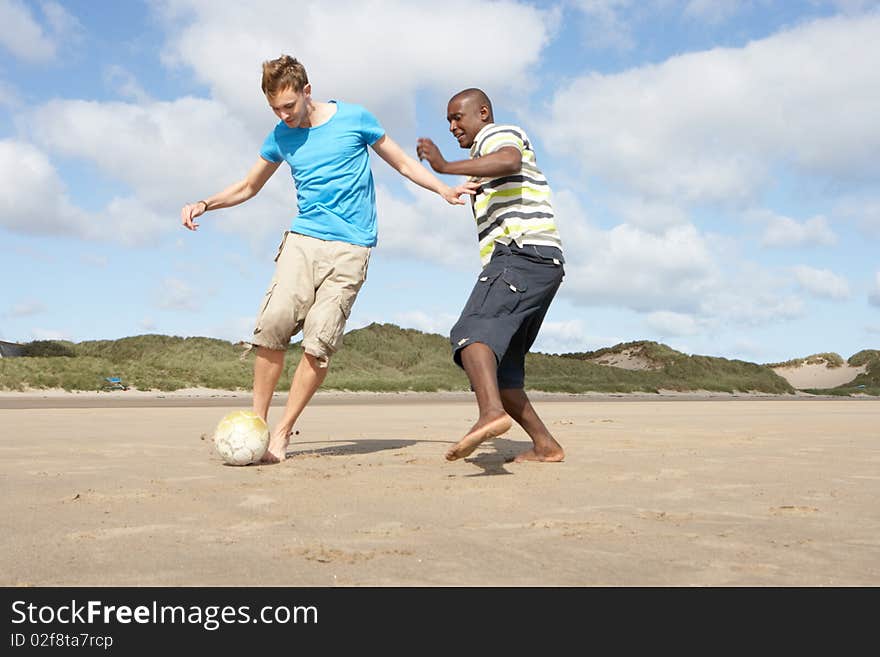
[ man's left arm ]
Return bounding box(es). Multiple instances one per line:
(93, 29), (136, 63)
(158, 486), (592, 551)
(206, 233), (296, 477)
(371, 135), (477, 205)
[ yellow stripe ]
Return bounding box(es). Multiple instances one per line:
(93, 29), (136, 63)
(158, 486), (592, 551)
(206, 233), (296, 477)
(475, 187), (551, 212)
(481, 133), (524, 154)
(478, 224), (562, 261)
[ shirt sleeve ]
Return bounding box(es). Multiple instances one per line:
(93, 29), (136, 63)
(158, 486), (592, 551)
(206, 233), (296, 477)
(358, 106), (386, 146)
(478, 126), (526, 157)
(259, 128), (283, 163)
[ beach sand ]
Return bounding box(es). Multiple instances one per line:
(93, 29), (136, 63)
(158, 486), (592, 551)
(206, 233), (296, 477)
(1, 391), (878, 586)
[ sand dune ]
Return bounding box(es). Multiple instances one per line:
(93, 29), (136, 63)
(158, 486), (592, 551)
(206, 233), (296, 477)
(772, 363), (866, 389)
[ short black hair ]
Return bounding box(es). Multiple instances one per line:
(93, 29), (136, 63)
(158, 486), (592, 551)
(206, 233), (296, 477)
(451, 88), (493, 119)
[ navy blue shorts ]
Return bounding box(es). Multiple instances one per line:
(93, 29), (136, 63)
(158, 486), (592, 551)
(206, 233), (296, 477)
(450, 242), (565, 389)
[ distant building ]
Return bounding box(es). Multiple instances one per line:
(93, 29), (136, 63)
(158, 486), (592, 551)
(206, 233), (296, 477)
(0, 340), (26, 358)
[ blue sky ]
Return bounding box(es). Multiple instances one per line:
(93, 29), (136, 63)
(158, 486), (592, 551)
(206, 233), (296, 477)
(1, 0), (879, 364)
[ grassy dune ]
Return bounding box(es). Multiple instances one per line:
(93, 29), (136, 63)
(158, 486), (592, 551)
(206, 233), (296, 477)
(799, 349), (880, 396)
(2, 324), (877, 395)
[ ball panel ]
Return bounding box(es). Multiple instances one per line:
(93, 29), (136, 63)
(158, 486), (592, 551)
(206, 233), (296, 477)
(212, 410), (270, 465)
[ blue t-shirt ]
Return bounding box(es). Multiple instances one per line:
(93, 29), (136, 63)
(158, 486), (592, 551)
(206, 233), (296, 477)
(260, 101), (386, 247)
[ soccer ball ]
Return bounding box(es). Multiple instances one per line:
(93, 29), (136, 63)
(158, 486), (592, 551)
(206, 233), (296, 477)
(212, 410), (270, 465)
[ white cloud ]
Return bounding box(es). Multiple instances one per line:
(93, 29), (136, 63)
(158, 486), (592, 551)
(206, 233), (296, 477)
(756, 211), (837, 247)
(646, 310), (701, 336)
(4, 300), (47, 318)
(566, 222), (716, 313)
(0, 138), (183, 246)
(23, 97), (292, 245)
(0, 139), (89, 236)
(529, 318), (601, 354)
(373, 184), (476, 269)
(30, 98), (258, 207)
(0, 0), (54, 62)
(21, 0), (556, 249)
(391, 310), (460, 337)
(155, 278), (201, 312)
(553, 190), (718, 313)
(207, 315), (254, 344)
(792, 265), (851, 300)
(40, 1), (83, 42)
(692, 260), (806, 327)
(722, 337), (773, 363)
(573, 0), (636, 51)
(835, 195), (880, 238)
(0, 0), (80, 63)
(572, 0), (755, 53)
(703, 289), (806, 327)
(157, 0), (555, 132)
(610, 197), (691, 233)
(104, 65), (152, 104)
(540, 14), (880, 206)
(546, 189), (806, 330)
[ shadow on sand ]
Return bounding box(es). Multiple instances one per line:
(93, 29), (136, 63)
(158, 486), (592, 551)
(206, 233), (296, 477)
(281, 436), (532, 477)
(285, 437), (433, 458)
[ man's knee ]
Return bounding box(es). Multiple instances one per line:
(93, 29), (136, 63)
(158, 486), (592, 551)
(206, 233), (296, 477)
(500, 387), (529, 413)
(252, 344), (287, 366)
(301, 345), (333, 369)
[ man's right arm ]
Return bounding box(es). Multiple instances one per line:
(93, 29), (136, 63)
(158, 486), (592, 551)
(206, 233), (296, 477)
(416, 138), (521, 178)
(181, 157), (281, 231)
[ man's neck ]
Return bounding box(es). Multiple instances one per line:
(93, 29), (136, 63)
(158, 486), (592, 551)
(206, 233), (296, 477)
(303, 100), (336, 128)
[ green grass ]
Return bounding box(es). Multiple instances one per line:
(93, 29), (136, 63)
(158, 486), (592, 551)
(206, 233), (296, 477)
(557, 340), (793, 394)
(765, 352), (846, 368)
(1, 325), (876, 395)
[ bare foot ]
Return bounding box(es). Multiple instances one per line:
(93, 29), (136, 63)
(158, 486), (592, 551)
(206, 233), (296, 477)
(445, 413), (513, 461)
(260, 428), (293, 464)
(512, 445), (565, 463)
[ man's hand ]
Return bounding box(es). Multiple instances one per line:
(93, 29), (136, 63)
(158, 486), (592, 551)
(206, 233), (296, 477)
(442, 180), (480, 205)
(416, 138), (447, 173)
(180, 201), (207, 231)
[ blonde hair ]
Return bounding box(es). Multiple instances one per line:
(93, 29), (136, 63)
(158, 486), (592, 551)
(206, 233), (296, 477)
(261, 55), (309, 97)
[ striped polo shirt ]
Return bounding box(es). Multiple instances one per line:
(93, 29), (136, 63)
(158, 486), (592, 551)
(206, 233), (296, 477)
(469, 123), (563, 266)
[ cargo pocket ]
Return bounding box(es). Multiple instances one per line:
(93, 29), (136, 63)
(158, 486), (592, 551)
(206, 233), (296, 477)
(339, 289), (358, 320)
(461, 271), (501, 317)
(496, 267), (528, 316)
(252, 282), (277, 339)
(314, 292), (355, 358)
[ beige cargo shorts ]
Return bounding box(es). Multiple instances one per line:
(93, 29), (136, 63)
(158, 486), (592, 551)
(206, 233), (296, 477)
(250, 231), (370, 366)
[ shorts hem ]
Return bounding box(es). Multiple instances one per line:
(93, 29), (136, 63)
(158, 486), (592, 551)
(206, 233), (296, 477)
(451, 336), (506, 369)
(248, 337), (289, 352)
(301, 341), (333, 368)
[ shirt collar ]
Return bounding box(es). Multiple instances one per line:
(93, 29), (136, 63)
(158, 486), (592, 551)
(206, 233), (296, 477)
(469, 122), (496, 157)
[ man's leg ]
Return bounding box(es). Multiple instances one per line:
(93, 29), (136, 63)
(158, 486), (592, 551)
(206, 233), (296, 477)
(445, 342), (513, 461)
(252, 346), (286, 421)
(500, 388), (564, 462)
(260, 352), (328, 463)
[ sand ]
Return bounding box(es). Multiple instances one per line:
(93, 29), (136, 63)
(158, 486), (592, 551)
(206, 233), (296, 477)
(1, 391), (878, 586)
(772, 363), (867, 389)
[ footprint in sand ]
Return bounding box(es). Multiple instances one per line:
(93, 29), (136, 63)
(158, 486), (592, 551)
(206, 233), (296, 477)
(769, 505), (819, 515)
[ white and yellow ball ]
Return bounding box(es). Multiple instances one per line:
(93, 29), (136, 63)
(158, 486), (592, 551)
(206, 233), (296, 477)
(212, 410), (270, 465)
